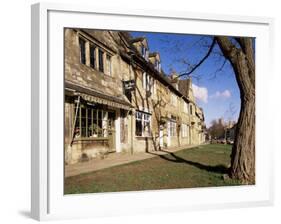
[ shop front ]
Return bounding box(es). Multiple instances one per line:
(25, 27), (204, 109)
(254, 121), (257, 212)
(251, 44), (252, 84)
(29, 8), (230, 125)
(64, 82), (132, 164)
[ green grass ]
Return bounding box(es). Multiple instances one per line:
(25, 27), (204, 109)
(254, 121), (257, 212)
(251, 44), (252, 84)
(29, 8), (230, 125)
(65, 144), (241, 194)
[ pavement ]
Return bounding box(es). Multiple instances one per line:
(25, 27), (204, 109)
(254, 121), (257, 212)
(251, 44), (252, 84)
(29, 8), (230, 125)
(65, 144), (200, 178)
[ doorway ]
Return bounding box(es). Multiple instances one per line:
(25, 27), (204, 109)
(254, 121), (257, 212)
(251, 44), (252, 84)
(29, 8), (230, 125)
(107, 111), (116, 152)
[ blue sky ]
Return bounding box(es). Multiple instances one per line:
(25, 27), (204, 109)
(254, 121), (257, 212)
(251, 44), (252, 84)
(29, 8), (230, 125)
(130, 31), (242, 127)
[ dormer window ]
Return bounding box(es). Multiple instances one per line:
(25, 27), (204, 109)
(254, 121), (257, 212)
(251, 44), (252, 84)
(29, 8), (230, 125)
(155, 60), (161, 72)
(141, 45), (149, 60)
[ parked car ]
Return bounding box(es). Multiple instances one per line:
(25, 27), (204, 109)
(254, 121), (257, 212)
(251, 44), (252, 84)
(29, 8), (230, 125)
(227, 139), (234, 145)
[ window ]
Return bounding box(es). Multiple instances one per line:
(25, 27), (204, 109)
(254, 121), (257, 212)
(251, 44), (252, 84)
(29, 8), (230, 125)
(78, 36), (113, 74)
(155, 60), (161, 72)
(171, 93), (177, 106)
(141, 45), (146, 58)
(73, 104), (113, 139)
(182, 123), (189, 137)
(143, 72), (153, 95)
(153, 79), (157, 96)
(79, 38), (86, 64)
(135, 111), (151, 137)
(98, 49), (104, 73)
(169, 118), (177, 137)
(190, 104), (193, 115)
(90, 44), (96, 69)
(142, 72), (146, 89)
(135, 111), (142, 137)
(183, 101), (188, 114)
(106, 55), (111, 76)
(141, 45), (149, 60)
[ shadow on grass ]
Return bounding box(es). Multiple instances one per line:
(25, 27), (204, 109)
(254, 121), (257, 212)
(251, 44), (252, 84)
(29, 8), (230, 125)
(148, 150), (229, 175)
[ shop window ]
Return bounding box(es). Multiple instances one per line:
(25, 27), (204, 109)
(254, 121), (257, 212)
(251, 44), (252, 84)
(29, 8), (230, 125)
(73, 104), (113, 139)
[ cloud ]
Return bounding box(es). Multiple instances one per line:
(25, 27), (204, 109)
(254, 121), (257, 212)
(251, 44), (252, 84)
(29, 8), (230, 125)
(210, 90), (231, 99)
(192, 84), (208, 103)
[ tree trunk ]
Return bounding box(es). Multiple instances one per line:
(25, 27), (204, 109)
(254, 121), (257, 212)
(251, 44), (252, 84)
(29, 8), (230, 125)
(230, 92), (255, 184)
(215, 37), (255, 184)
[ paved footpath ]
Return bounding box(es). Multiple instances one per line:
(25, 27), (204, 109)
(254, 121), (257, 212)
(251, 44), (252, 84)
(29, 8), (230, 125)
(65, 144), (200, 178)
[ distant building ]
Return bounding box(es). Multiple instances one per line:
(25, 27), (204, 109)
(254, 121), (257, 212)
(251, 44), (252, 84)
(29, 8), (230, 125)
(226, 123), (236, 141)
(64, 28), (206, 164)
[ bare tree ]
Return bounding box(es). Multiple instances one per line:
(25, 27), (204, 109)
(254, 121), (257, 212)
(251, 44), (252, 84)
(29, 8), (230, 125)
(208, 119), (225, 139)
(177, 36), (255, 184)
(216, 37), (255, 184)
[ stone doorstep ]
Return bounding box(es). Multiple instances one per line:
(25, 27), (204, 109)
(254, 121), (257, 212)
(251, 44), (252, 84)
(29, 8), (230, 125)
(65, 144), (200, 178)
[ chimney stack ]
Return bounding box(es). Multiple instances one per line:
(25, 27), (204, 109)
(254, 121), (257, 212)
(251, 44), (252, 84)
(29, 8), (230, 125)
(170, 71), (179, 90)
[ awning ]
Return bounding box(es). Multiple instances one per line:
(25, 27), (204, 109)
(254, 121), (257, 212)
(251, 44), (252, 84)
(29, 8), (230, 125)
(65, 81), (133, 111)
(79, 92), (132, 111)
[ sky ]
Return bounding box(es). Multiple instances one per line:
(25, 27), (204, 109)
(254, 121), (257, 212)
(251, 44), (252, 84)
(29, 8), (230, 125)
(130, 31), (243, 127)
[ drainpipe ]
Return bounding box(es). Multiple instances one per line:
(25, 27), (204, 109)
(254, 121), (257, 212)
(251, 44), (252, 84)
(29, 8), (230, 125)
(131, 110), (134, 155)
(128, 53), (135, 155)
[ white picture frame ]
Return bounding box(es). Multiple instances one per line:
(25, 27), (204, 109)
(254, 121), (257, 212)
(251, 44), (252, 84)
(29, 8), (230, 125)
(31, 2), (274, 221)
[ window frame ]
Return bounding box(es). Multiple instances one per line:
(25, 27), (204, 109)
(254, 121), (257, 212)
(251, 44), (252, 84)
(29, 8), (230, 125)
(169, 117), (177, 137)
(182, 123), (189, 138)
(106, 54), (112, 76)
(171, 93), (177, 106)
(79, 37), (86, 65)
(190, 104), (193, 115)
(135, 110), (152, 137)
(183, 101), (189, 114)
(73, 103), (113, 140)
(98, 48), (104, 73)
(89, 43), (96, 69)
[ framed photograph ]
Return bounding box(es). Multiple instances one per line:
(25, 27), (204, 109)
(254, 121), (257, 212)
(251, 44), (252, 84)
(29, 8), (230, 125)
(31, 2), (274, 221)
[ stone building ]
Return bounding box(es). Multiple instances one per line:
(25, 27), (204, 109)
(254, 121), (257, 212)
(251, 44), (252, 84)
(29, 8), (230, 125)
(64, 28), (206, 164)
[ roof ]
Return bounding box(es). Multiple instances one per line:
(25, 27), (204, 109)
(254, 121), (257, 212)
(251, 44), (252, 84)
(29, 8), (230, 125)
(82, 29), (194, 104)
(130, 37), (146, 44)
(149, 52), (159, 57)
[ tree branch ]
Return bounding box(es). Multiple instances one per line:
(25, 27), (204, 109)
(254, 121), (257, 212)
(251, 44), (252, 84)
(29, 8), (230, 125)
(176, 38), (216, 79)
